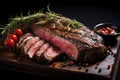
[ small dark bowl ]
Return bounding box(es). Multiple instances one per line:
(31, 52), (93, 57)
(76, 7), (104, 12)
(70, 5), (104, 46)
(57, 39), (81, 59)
(94, 23), (120, 46)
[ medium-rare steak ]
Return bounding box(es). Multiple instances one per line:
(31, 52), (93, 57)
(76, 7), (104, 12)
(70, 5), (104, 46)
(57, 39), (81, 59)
(1, 10), (107, 64)
(32, 27), (78, 60)
(27, 40), (45, 58)
(17, 33), (33, 47)
(17, 33), (33, 50)
(35, 43), (50, 57)
(17, 33), (63, 63)
(31, 18), (107, 63)
(43, 46), (62, 62)
(18, 36), (33, 52)
(23, 36), (40, 54)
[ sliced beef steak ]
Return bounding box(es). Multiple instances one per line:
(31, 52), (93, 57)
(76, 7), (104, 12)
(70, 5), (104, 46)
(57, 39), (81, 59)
(31, 22), (107, 63)
(23, 36), (40, 54)
(17, 33), (33, 50)
(31, 27), (78, 60)
(17, 33), (33, 46)
(18, 36), (33, 52)
(17, 33), (63, 63)
(35, 43), (50, 57)
(43, 46), (62, 62)
(27, 40), (45, 58)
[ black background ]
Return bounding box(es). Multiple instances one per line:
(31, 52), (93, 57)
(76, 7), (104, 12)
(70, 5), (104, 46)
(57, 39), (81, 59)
(0, 0), (120, 26)
(0, 0), (120, 80)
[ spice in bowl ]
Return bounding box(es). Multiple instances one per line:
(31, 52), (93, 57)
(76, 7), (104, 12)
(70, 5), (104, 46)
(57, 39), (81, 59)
(94, 23), (120, 46)
(97, 27), (117, 35)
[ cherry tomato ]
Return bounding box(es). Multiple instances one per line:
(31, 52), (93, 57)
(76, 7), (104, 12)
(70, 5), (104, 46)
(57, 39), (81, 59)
(14, 28), (23, 37)
(4, 38), (15, 48)
(9, 34), (18, 42)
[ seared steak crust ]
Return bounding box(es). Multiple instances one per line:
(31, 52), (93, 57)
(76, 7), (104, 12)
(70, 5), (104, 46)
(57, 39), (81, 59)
(31, 21), (107, 63)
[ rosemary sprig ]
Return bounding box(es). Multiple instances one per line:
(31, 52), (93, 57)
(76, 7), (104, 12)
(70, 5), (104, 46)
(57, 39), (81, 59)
(0, 6), (84, 39)
(0, 12), (45, 38)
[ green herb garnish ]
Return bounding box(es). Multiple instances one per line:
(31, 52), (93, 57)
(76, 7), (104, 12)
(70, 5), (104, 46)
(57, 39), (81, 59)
(0, 6), (84, 38)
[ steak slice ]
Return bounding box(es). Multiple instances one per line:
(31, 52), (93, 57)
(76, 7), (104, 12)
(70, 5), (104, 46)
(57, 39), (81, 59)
(31, 22), (107, 63)
(19, 36), (33, 52)
(35, 43), (50, 57)
(16, 33), (33, 50)
(27, 40), (45, 58)
(43, 46), (62, 62)
(23, 36), (40, 54)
